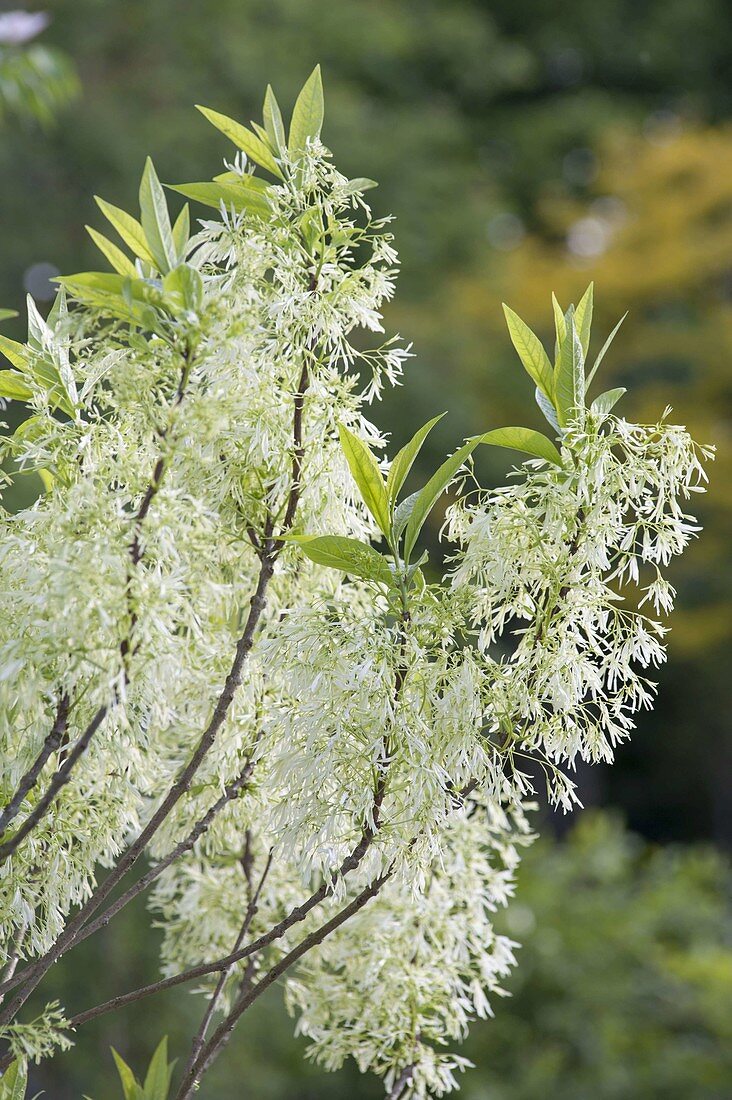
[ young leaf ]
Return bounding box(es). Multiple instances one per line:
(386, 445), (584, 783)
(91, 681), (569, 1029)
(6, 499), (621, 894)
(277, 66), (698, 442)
(0, 1057), (27, 1100)
(553, 310), (584, 427)
(111, 1049), (143, 1100)
(535, 385), (561, 434)
(585, 312), (627, 392)
(95, 197), (156, 266)
(591, 387), (626, 415)
(0, 333), (29, 371)
(288, 65), (324, 157)
(551, 292), (566, 360)
(392, 490), (419, 543)
(263, 84), (286, 153)
(171, 204), (190, 263)
(386, 412), (446, 506)
(341, 178), (379, 196)
(574, 282), (594, 358)
(163, 265), (203, 313)
(168, 182), (271, 217)
(478, 426), (563, 466)
(196, 106), (284, 178)
(289, 535), (392, 586)
(403, 438), (480, 562)
(142, 1038), (170, 1100)
(139, 158), (176, 274)
(0, 308), (18, 322)
(338, 424), (390, 537)
(0, 370), (33, 400)
(86, 226), (137, 277)
(502, 304), (554, 398)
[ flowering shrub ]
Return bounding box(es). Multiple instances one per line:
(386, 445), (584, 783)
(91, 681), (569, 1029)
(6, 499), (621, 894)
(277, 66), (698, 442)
(0, 68), (712, 1099)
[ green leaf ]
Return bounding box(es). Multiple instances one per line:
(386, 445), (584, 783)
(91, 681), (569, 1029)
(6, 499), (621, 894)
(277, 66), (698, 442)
(0, 334), (29, 371)
(167, 182), (271, 217)
(196, 106), (284, 178)
(139, 158), (176, 274)
(403, 438), (480, 562)
(478, 426), (563, 466)
(585, 312), (627, 392)
(0, 370), (33, 400)
(95, 197), (156, 266)
(553, 309), (584, 427)
(386, 413), (446, 506)
(0, 1057), (28, 1100)
(289, 535), (392, 586)
(288, 65), (324, 157)
(163, 265), (203, 313)
(574, 282), (594, 358)
(340, 178), (378, 196)
(392, 490), (419, 542)
(551, 292), (566, 360)
(142, 1038), (170, 1100)
(338, 424), (391, 537)
(591, 387), (626, 415)
(86, 226), (137, 277)
(111, 1049), (143, 1100)
(0, 309), (18, 322)
(502, 303), (554, 398)
(263, 84), (286, 153)
(535, 385), (561, 434)
(171, 204), (190, 263)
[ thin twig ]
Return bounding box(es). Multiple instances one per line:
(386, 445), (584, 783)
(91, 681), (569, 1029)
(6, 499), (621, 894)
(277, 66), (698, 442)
(387, 1064), (416, 1100)
(0, 694), (69, 837)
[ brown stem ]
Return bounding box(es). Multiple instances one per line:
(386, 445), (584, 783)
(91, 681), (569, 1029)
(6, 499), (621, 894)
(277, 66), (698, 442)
(387, 1064), (416, 1100)
(180, 844), (273, 1083)
(176, 869), (392, 1098)
(0, 705), (107, 865)
(0, 694), (69, 837)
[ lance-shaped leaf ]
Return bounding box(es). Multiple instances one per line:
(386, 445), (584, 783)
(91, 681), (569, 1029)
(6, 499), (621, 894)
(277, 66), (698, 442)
(535, 385), (561, 434)
(0, 333), (29, 370)
(0, 308), (18, 322)
(338, 424), (390, 537)
(171, 203), (190, 263)
(0, 370), (33, 401)
(0, 1057), (28, 1100)
(403, 438), (480, 562)
(111, 1048), (144, 1100)
(551, 292), (566, 360)
(340, 177), (379, 197)
(478, 426), (563, 466)
(574, 282), (594, 358)
(263, 84), (286, 153)
(386, 412), (446, 506)
(289, 65), (324, 157)
(139, 158), (176, 274)
(502, 303), (554, 398)
(86, 226), (137, 277)
(196, 105), (284, 178)
(143, 1038), (173, 1100)
(553, 309), (585, 427)
(95, 197), (156, 266)
(289, 535), (393, 586)
(591, 387), (626, 415)
(168, 182), (271, 217)
(585, 312), (627, 392)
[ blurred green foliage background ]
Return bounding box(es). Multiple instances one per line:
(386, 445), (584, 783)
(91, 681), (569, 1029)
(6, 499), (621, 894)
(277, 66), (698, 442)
(1, 1), (730, 1095)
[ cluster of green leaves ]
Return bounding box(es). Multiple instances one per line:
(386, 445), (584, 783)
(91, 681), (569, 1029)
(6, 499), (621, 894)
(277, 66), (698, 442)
(502, 282), (627, 439)
(55, 157), (201, 338)
(172, 65), (373, 214)
(106, 1039), (175, 1100)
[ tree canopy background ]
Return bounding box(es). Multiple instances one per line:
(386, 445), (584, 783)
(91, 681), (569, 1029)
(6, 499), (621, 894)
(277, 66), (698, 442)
(1, 2), (730, 1096)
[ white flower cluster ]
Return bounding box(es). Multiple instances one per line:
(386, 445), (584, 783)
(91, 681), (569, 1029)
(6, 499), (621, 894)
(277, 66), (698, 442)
(0, 73), (712, 1098)
(448, 408), (713, 800)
